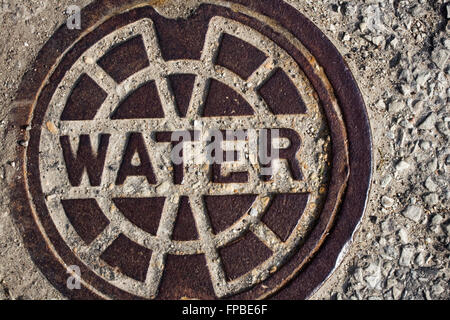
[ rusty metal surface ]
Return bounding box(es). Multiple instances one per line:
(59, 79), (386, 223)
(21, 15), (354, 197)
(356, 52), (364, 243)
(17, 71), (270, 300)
(11, 0), (372, 300)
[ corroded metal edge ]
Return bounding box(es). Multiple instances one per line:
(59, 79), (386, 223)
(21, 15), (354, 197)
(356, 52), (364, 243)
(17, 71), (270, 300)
(9, 0), (372, 300)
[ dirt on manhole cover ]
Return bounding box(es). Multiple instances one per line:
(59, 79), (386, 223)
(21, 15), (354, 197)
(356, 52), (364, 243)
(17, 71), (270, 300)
(11, 0), (372, 300)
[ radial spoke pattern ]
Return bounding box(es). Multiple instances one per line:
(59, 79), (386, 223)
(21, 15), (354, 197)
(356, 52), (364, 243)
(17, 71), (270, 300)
(40, 16), (329, 299)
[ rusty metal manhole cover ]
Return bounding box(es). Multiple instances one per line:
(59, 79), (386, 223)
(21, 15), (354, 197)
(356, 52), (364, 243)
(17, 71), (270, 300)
(11, 0), (372, 300)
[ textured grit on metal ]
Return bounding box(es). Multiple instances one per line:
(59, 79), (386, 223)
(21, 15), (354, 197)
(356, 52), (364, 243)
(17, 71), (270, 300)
(11, 0), (371, 300)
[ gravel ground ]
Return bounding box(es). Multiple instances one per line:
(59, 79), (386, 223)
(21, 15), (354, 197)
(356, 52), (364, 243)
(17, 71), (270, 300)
(0, 0), (448, 300)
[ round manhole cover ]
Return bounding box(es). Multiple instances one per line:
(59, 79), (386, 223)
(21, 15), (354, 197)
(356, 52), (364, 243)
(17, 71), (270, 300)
(12, 0), (372, 300)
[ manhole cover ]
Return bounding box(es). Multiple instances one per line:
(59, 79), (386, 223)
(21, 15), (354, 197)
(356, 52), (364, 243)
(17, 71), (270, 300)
(11, 0), (372, 300)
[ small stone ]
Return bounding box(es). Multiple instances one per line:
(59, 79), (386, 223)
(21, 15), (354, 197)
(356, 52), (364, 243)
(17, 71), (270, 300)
(359, 22), (368, 32)
(84, 56), (95, 64)
(444, 39), (450, 50)
(424, 177), (438, 192)
(399, 69), (412, 82)
(18, 140), (28, 147)
(442, 223), (450, 235)
(343, 3), (357, 16)
(431, 49), (449, 69)
(249, 208), (258, 217)
(371, 35), (385, 46)
(402, 205), (423, 223)
(398, 228), (409, 244)
(0, 288), (7, 300)
(396, 160), (410, 172)
(414, 251), (427, 266)
(427, 158), (438, 172)
(46, 194), (57, 201)
(411, 5), (425, 17)
(399, 118), (412, 129)
(399, 246), (415, 267)
(365, 273), (382, 290)
(364, 263), (382, 289)
(432, 284), (444, 296)
(380, 175), (392, 188)
(413, 100), (424, 112)
(436, 121), (450, 136)
(381, 196), (394, 208)
(389, 100), (404, 113)
(392, 286), (403, 299)
(418, 113), (437, 130)
(156, 181), (171, 194)
(382, 245), (398, 260)
(390, 37), (399, 49)
(419, 140), (431, 151)
(431, 214), (444, 225)
(423, 193), (439, 206)
(400, 84), (411, 96)
(381, 219), (395, 234)
(374, 99), (386, 111)
(430, 223), (443, 234)
(416, 72), (431, 87)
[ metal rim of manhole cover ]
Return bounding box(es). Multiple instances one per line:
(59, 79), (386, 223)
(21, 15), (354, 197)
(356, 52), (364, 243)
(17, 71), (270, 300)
(11, 0), (372, 300)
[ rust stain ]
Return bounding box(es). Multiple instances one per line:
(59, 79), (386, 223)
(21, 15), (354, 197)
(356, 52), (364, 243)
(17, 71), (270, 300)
(45, 121), (58, 135)
(10, 0), (371, 301)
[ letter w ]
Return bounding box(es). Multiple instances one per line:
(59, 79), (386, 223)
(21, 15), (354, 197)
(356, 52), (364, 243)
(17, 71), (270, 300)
(60, 135), (110, 186)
